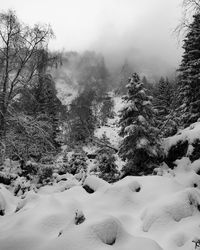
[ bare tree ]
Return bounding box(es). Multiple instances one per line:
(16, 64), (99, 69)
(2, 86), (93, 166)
(175, 0), (200, 36)
(183, 0), (200, 10)
(0, 10), (53, 163)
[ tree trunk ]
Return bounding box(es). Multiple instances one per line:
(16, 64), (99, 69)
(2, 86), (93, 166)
(0, 108), (6, 166)
(0, 138), (6, 166)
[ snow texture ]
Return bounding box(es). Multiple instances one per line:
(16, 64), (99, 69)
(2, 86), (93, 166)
(0, 165), (200, 250)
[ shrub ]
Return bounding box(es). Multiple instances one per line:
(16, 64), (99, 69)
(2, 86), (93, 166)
(67, 152), (87, 175)
(38, 164), (54, 185)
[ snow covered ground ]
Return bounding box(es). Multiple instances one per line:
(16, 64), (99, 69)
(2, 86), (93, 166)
(0, 164), (200, 250)
(56, 79), (79, 106)
(94, 95), (124, 148)
(94, 94), (125, 170)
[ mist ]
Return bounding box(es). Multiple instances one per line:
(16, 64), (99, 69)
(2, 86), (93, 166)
(89, 0), (183, 77)
(1, 0), (184, 77)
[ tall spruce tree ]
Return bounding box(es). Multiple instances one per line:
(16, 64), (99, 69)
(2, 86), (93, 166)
(117, 60), (133, 94)
(154, 77), (177, 136)
(35, 75), (62, 149)
(154, 77), (172, 117)
(177, 13), (200, 127)
(119, 73), (162, 176)
(67, 87), (97, 144)
(99, 93), (114, 126)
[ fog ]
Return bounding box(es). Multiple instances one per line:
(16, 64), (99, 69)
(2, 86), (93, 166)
(1, 0), (184, 77)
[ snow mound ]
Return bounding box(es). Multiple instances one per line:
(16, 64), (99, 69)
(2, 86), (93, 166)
(89, 217), (162, 250)
(141, 188), (200, 232)
(0, 185), (17, 214)
(90, 217), (123, 245)
(83, 175), (109, 192)
(191, 159), (200, 174)
(1, 173), (200, 250)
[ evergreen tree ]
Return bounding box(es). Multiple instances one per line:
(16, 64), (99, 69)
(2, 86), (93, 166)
(117, 60), (133, 94)
(34, 50), (63, 149)
(96, 150), (119, 183)
(35, 75), (62, 149)
(67, 88), (97, 144)
(67, 151), (87, 175)
(142, 76), (148, 86)
(119, 73), (162, 176)
(154, 77), (177, 136)
(99, 93), (115, 126)
(154, 77), (172, 115)
(93, 134), (119, 182)
(177, 13), (200, 127)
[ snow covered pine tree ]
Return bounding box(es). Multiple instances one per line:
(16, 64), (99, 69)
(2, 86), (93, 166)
(119, 73), (162, 176)
(154, 77), (177, 137)
(177, 12), (200, 127)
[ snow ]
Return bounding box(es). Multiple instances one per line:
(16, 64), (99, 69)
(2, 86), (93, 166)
(124, 101), (138, 112)
(1, 99), (200, 250)
(138, 115), (147, 124)
(56, 80), (78, 106)
(191, 159), (200, 174)
(53, 65), (79, 106)
(164, 121), (200, 153)
(0, 165), (200, 250)
(141, 188), (200, 232)
(83, 175), (109, 192)
(94, 95), (124, 148)
(94, 125), (120, 147)
(0, 185), (18, 214)
(136, 138), (149, 149)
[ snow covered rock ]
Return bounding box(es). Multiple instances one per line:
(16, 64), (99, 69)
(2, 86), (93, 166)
(82, 175), (109, 193)
(164, 122), (200, 167)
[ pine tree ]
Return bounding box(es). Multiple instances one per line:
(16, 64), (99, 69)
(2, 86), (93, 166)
(68, 88), (97, 144)
(142, 76), (148, 86)
(154, 77), (172, 116)
(96, 151), (119, 183)
(67, 151), (87, 175)
(99, 93), (114, 126)
(177, 13), (200, 127)
(93, 134), (119, 182)
(119, 73), (162, 176)
(34, 49), (63, 150)
(153, 77), (177, 136)
(117, 60), (133, 94)
(36, 75), (62, 149)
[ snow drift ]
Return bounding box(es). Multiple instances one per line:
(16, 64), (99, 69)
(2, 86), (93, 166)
(0, 167), (200, 250)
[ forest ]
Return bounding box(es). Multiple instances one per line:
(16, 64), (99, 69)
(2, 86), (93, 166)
(0, 0), (200, 250)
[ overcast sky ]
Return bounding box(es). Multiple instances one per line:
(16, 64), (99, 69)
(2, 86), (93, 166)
(1, 0), (184, 71)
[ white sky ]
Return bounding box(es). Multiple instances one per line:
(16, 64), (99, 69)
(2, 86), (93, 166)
(0, 0), (183, 68)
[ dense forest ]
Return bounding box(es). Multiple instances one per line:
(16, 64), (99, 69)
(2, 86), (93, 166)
(0, 1), (200, 250)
